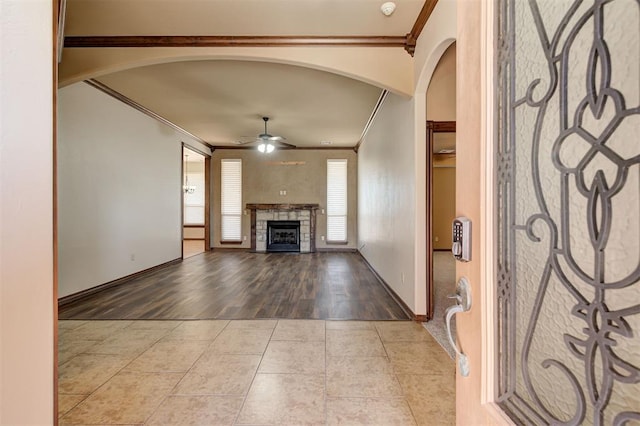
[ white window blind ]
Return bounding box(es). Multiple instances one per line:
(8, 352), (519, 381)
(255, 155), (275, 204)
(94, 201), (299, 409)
(327, 159), (348, 242)
(221, 159), (242, 241)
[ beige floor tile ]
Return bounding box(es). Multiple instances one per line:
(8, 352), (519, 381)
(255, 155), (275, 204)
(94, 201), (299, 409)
(62, 320), (133, 341)
(59, 423), (138, 426)
(326, 397), (417, 425)
(125, 320), (183, 330)
(125, 340), (210, 373)
(60, 371), (182, 425)
(58, 339), (100, 366)
(208, 328), (271, 354)
(173, 354), (261, 395)
(326, 321), (376, 330)
(58, 394), (87, 418)
(326, 329), (386, 357)
(183, 239), (205, 259)
(58, 353), (131, 394)
(85, 328), (167, 357)
(384, 342), (455, 375)
(146, 395), (244, 425)
(271, 319), (326, 341)
(164, 320), (229, 340)
(375, 321), (430, 342)
(259, 340), (325, 374)
(58, 320), (88, 331)
(397, 374), (455, 425)
(225, 319), (277, 329)
(326, 357), (403, 398)
(236, 373), (325, 425)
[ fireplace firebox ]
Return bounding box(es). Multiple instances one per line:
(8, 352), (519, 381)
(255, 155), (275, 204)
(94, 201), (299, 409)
(267, 221), (300, 252)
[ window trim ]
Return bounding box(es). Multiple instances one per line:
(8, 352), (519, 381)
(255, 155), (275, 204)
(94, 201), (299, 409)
(326, 158), (348, 243)
(220, 158), (242, 243)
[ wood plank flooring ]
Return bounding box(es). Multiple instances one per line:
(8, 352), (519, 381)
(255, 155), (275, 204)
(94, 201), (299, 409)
(59, 251), (409, 321)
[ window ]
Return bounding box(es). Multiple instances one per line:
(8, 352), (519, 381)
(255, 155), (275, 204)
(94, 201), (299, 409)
(183, 154), (205, 225)
(221, 159), (242, 241)
(326, 159), (348, 242)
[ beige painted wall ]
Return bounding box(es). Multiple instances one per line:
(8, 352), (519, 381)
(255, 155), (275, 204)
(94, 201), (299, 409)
(426, 43), (457, 121)
(183, 227), (205, 239)
(57, 82), (204, 299)
(211, 149), (357, 250)
(358, 93), (417, 311)
(412, 0), (457, 316)
(59, 46), (415, 96)
(0, 0), (54, 422)
(427, 43), (457, 252)
(432, 167), (456, 249)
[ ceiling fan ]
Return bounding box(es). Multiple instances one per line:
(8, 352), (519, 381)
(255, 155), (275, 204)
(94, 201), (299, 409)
(237, 117), (295, 152)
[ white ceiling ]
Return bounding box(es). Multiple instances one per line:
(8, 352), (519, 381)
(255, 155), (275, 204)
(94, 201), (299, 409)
(96, 60), (383, 148)
(64, 0), (426, 149)
(65, 0), (425, 37)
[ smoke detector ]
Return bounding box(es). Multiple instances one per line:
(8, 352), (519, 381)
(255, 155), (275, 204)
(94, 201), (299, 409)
(380, 2), (396, 16)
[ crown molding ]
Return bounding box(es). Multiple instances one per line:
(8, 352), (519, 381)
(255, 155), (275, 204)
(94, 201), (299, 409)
(62, 1), (438, 55)
(404, 0), (439, 56)
(65, 35), (407, 49)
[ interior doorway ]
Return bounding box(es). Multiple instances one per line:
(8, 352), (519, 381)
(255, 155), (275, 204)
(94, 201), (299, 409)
(182, 145), (210, 258)
(425, 121), (457, 356)
(423, 42), (457, 356)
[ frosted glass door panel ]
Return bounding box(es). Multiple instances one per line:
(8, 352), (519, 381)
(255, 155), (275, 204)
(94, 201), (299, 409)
(495, 1), (640, 424)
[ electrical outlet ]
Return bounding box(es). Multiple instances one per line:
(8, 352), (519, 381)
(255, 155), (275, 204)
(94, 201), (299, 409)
(321, 209), (325, 214)
(435, 236), (439, 242)
(243, 235), (247, 241)
(321, 235), (325, 241)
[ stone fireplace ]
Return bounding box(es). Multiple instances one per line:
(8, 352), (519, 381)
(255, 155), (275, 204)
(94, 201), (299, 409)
(246, 204), (319, 253)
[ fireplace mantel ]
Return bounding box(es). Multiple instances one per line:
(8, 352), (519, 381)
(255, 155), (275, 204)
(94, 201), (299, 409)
(246, 203), (319, 211)
(246, 203), (319, 253)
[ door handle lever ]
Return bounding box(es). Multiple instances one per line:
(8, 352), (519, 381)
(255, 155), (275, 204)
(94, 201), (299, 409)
(446, 293), (462, 304)
(445, 277), (471, 377)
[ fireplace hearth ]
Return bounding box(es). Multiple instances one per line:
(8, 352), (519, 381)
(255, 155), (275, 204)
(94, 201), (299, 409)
(267, 221), (300, 252)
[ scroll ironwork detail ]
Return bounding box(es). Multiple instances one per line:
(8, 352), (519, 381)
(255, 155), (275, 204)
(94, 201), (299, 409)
(496, 0), (640, 424)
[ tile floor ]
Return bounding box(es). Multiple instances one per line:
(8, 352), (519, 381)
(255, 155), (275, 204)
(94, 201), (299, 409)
(182, 239), (205, 258)
(58, 319), (455, 425)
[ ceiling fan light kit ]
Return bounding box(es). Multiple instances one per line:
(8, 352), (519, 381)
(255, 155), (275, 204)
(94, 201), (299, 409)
(235, 117), (293, 151)
(258, 142), (275, 153)
(255, 117), (284, 153)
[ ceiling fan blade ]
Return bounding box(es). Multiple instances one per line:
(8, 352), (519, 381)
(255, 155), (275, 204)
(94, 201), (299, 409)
(268, 136), (286, 141)
(275, 140), (296, 148)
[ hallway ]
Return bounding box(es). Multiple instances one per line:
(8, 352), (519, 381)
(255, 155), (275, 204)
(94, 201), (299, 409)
(58, 319), (455, 425)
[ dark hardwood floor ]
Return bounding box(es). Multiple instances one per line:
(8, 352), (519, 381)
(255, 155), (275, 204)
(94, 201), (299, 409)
(59, 251), (409, 320)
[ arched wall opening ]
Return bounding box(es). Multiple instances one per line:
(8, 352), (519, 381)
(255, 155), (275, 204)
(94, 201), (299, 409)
(56, 0), (458, 318)
(411, 0), (456, 316)
(58, 47), (415, 96)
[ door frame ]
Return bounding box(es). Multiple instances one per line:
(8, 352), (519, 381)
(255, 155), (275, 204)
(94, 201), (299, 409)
(426, 120), (456, 320)
(454, 0), (515, 423)
(181, 143), (211, 258)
